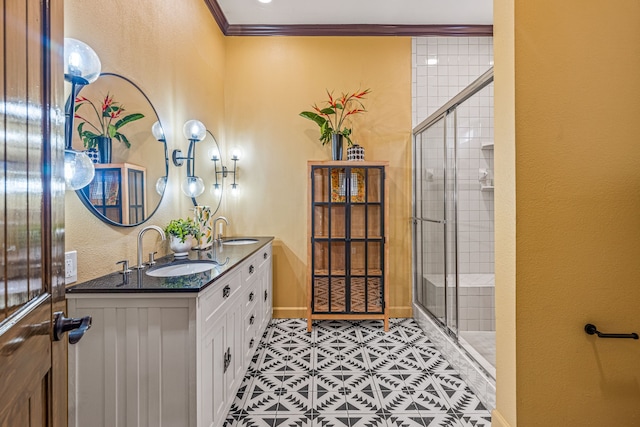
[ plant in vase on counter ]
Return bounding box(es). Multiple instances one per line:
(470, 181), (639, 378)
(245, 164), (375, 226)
(164, 218), (201, 255)
(74, 92), (145, 163)
(299, 88), (370, 147)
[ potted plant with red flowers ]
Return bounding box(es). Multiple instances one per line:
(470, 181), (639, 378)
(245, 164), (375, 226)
(74, 92), (145, 163)
(300, 89), (370, 160)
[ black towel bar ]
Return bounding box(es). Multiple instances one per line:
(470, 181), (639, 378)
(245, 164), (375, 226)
(584, 324), (638, 339)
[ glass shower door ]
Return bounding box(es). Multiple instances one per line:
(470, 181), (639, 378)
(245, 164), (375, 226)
(414, 116), (447, 326)
(412, 69), (496, 384)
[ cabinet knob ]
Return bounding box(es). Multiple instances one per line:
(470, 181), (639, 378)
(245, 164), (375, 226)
(223, 285), (231, 298)
(249, 292), (254, 302)
(249, 265), (255, 274)
(263, 252), (267, 260)
(249, 338), (254, 348)
(250, 315), (255, 325)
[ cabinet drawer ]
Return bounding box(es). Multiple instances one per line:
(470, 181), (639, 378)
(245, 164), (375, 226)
(242, 245), (272, 284)
(244, 305), (258, 335)
(243, 280), (259, 311)
(200, 271), (240, 329)
(241, 256), (260, 283)
(244, 324), (258, 367)
(246, 331), (258, 354)
(258, 245), (272, 269)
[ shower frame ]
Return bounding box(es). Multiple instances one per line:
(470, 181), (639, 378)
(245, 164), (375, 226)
(412, 68), (494, 348)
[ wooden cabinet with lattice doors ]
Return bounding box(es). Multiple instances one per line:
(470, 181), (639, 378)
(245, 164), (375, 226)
(307, 161), (389, 331)
(80, 162), (147, 225)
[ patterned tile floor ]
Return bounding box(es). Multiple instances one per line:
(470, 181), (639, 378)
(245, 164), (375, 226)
(225, 318), (492, 427)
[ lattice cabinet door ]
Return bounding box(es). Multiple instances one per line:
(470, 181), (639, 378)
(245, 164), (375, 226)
(80, 162), (146, 225)
(307, 161), (389, 331)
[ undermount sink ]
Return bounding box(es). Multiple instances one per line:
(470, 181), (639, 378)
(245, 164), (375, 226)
(222, 238), (259, 246)
(146, 260), (217, 277)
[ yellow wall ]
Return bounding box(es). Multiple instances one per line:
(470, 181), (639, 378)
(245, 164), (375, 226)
(494, 0), (640, 425)
(223, 37), (413, 317)
(64, 6), (413, 316)
(493, 0), (516, 425)
(65, 0), (226, 281)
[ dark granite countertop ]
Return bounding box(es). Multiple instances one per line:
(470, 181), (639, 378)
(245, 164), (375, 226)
(65, 237), (274, 295)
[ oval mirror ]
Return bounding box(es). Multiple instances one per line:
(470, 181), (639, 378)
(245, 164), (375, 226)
(189, 129), (223, 214)
(70, 73), (168, 226)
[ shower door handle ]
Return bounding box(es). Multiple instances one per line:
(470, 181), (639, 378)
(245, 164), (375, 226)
(412, 217), (446, 224)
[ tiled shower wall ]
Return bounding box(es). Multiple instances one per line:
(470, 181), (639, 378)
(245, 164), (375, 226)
(412, 37), (494, 278)
(456, 84), (494, 275)
(412, 37), (494, 127)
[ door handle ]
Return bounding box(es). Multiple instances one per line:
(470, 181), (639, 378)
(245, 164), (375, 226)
(53, 312), (92, 344)
(411, 217), (446, 224)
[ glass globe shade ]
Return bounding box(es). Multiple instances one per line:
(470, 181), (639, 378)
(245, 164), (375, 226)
(64, 150), (95, 190)
(208, 147), (220, 161)
(63, 38), (101, 85)
(151, 121), (165, 142)
(230, 148), (242, 161)
(181, 176), (205, 198)
(182, 120), (206, 142)
(230, 184), (240, 197)
(155, 176), (167, 195)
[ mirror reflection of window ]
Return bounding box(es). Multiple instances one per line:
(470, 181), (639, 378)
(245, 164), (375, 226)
(70, 73), (168, 227)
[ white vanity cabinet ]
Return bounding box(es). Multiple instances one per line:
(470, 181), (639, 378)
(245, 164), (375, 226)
(258, 244), (273, 332)
(67, 241), (273, 427)
(198, 269), (245, 427)
(239, 243), (273, 368)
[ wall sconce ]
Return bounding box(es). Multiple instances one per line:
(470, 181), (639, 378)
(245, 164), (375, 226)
(210, 146), (240, 197)
(63, 38), (101, 190)
(152, 121), (168, 196)
(151, 121), (165, 142)
(173, 119), (207, 198)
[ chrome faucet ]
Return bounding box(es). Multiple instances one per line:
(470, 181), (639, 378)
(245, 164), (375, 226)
(133, 225), (166, 269)
(212, 216), (229, 244)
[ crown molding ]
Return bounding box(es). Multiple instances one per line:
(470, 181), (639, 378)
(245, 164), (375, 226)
(203, 0), (229, 34)
(203, 0), (493, 37)
(225, 24), (493, 37)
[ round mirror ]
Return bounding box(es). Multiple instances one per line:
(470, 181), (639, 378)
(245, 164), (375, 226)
(189, 130), (223, 214)
(69, 73), (168, 226)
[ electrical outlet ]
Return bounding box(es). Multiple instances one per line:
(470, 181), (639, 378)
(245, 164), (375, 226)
(65, 250), (77, 284)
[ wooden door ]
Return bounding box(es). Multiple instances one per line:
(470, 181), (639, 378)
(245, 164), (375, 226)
(0, 0), (67, 426)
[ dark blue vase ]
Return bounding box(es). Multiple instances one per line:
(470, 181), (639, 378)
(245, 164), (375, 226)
(96, 136), (112, 164)
(331, 134), (343, 161)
